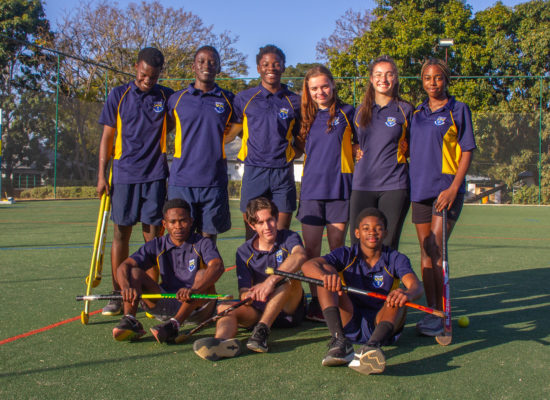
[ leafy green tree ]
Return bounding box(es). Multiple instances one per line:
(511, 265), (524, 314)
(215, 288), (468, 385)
(0, 0), (53, 193)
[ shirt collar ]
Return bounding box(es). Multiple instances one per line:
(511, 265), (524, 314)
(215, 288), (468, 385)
(164, 233), (198, 251)
(351, 243), (390, 272)
(258, 83), (290, 99)
(246, 231), (282, 256)
(419, 95), (456, 114)
(373, 99), (398, 112)
(187, 83), (222, 96)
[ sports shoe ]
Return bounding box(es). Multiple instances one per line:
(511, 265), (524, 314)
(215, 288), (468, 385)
(193, 337), (242, 361)
(306, 297), (325, 322)
(112, 315), (146, 341)
(416, 314), (444, 336)
(322, 335), (354, 366)
(150, 319), (179, 343)
(102, 292), (122, 316)
(246, 322), (270, 353)
(348, 345), (386, 375)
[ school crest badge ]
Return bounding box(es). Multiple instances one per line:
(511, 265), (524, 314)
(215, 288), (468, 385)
(385, 117), (397, 127)
(279, 108), (289, 120)
(373, 273), (384, 288)
(434, 116), (447, 126)
(189, 259), (196, 272)
(276, 250), (284, 264)
(331, 117), (340, 127)
(214, 102), (225, 114)
(153, 101), (164, 113)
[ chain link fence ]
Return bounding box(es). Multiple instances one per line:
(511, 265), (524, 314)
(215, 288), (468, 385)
(1, 46), (548, 204)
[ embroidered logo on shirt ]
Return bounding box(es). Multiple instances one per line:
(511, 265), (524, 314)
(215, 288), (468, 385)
(189, 259), (196, 272)
(153, 101), (164, 113)
(434, 117), (447, 126)
(276, 250), (284, 264)
(214, 102), (225, 114)
(385, 117), (397, 127)
(373, 273), (384, 288)
(279, 108), (289, 120)
(331, 117), (340, 127)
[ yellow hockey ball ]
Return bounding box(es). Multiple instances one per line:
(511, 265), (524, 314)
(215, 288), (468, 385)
(458, 316), (470, 328)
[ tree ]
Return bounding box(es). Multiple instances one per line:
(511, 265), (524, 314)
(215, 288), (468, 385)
(50, 0), (249, 184)
(324, 0), (550, 202)
(0, 0), (54, 193)
(316, 9), (373, 62)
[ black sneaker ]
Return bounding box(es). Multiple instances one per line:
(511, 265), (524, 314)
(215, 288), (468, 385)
(102, 292), (122, 316)
(246, 322), (270, 353)
(322, 335), (354, 366)
(112, 315), (145, 341)
(348, 344), (386, 375)
(150, 319), (179, 343)
(193, 337), (242, 361)
(306, 297), (325, 322)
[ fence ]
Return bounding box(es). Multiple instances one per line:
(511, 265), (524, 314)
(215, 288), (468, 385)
(0, 44), (548, 204)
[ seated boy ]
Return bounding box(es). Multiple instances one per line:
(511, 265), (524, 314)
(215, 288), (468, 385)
(112, 198), (224, 343)
(193, 197), (307, 360)
(302, 207), (423, 375)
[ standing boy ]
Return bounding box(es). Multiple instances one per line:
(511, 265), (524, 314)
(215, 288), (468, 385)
(231, 45), (301, 239)
(113, 199), (224, 343)
(97, 47), (174, 315)
(193, 197), (307, 360)
(302, 208), (423, 375)
(167, 46), (235, 243)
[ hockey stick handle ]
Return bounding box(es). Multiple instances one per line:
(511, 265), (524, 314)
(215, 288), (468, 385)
(265, 268), (445, 319)
(76, 293), (233, 301)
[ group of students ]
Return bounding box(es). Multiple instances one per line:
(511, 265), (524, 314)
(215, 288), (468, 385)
(96, 44), (476, 376)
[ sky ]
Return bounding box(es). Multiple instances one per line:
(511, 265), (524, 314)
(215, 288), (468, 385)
(43, 0), (527, 77)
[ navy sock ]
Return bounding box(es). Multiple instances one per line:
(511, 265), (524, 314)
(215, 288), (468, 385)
(367, 321), (394, 347)
(323, 306), (344, 337)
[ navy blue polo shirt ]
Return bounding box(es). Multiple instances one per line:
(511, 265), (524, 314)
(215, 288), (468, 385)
(323, 244), (414, 310)
(352, 100), (413, 191)
(98, 81), (174, 184)
(236, 229), (303, 290)
(234, 84), (301, 168)
(300, 104), (356, 200)
(129, 233), (221, 293)
(409, 96), (476, 202)
(167, 83), (236, 187)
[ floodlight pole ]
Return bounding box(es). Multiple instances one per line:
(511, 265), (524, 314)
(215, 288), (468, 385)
(438, 38), (454, 63)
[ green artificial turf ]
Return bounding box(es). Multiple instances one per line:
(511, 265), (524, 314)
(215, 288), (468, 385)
(0, 200), (549, 399)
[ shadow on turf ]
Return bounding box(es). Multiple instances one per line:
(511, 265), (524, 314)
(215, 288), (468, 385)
(380, 267), (550, 376)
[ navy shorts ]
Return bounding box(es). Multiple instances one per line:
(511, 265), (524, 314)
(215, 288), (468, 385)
(343, 303), (402, 345)
(240, 165), (297, 213)
(110, 180), (166, 226)
(296, 199), (349, 226)
(167, 185), (231, 235)
(411, 194), (464, 224)
(251, 291), (306, 329)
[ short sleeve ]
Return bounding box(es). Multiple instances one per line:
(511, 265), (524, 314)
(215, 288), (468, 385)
(236, 245), (252, 290)
(98, 88), (121, 128)
(129, 239), (159, 271)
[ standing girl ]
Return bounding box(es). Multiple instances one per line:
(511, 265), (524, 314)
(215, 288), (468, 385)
(296, 65), (356, 321)
(349, 56), (413, 250)
(410, 58), (475, 336)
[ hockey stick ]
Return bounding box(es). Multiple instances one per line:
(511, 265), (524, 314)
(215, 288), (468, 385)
(265, 267), (445, 319)
(173, 297), (252, 344)
(76, 293), (234, 301)
(436, 209), (452, 346)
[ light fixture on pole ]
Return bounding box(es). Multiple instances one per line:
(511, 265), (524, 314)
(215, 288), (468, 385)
(438, 38), (454, 63)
